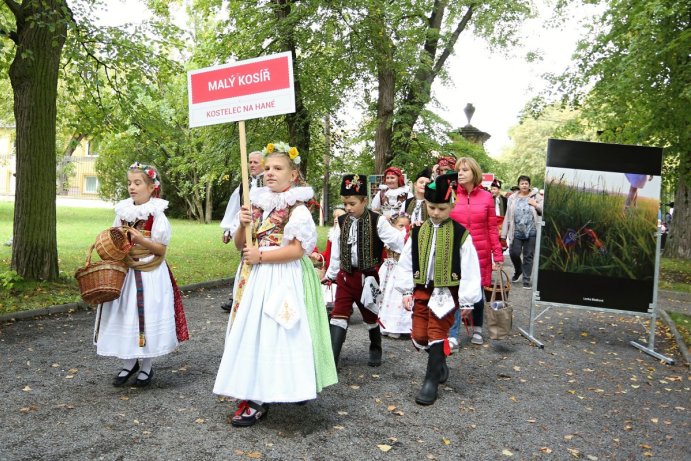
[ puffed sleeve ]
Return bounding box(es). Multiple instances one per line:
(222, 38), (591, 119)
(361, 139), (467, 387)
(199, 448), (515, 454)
(371, 190), (382, 212)
(283, 205), (317, 254)
(458, 235), (482, 306)
(377, 216), (404, 253)
(151, 212), (172, 246)
(393, 238), (414, 294)
(325, 227), (341, 280)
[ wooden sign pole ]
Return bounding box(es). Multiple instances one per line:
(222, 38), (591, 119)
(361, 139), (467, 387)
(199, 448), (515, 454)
(238, 120), (253, 247)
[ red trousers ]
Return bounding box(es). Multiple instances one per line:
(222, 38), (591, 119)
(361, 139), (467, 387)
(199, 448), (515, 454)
(412, 284), (458, 346)
(331, 269), (379, 324)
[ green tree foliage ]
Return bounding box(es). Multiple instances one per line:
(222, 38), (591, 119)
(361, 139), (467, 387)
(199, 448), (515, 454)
(333, 0), (533, 172)
(0, 0), (184, 280)
(547, 0), (690, 258)
(500, 105), (593, 188)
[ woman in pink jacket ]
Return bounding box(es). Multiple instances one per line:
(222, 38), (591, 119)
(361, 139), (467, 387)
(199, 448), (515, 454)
(448, 157), (504, 346)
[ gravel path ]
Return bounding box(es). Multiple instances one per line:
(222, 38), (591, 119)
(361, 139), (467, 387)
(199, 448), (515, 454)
(1, 284), (689, 461)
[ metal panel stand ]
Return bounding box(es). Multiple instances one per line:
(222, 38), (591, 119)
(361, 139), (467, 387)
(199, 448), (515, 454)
(518, 222), (674, 364)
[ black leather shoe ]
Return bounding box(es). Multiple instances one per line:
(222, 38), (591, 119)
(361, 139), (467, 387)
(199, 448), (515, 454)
(134, 368), (154, 387)
(221, 299), (233, 312)
(112, 361), (140, 387)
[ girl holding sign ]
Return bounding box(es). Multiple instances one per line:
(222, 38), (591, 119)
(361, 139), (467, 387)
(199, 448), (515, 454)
(213, 142), (337, 427)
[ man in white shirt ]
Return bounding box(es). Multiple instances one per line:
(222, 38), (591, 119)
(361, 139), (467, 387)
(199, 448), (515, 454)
(220, 151), (264, 311)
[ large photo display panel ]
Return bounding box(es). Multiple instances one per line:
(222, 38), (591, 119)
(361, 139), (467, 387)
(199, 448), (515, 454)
(537, 139), (663, 313)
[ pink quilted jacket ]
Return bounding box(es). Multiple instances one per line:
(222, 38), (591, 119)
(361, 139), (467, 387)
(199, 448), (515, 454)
(450, 185), (504, 287)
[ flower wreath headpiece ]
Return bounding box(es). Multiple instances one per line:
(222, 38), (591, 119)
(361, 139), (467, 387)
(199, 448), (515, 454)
(262, 141), (301, 165)
(129, 162), (161, 190)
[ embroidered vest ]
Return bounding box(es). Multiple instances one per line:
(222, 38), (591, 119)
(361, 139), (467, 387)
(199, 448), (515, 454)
(238, 174), (265, 197)
(411, 219), (468, 287)
(338, 210), (384, 273)
(405, 197), (428, 223)
(253, 202), (299, 248)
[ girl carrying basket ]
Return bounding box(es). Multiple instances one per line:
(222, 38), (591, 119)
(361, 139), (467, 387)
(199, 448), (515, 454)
(94, 162), (188, 388)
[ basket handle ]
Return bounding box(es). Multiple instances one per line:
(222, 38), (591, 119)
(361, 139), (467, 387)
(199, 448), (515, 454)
(118, 226), (135, 252)
(490, 268), (509, 302)
(315, 253), (325, 268)
(84, 243), (96, 266)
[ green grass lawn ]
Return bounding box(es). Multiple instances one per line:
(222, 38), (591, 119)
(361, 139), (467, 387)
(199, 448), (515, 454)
(0, 202), (327, 314)
(667, 311), (691, 348)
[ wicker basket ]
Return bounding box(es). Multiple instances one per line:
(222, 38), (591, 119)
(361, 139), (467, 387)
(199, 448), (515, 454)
(75, 245), (128, 305)
(94, 227), (132, 262)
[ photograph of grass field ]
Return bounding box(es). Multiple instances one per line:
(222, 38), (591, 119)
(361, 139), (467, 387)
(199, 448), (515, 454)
(536, 139), (663, 312)
(540, 172), (658, 281)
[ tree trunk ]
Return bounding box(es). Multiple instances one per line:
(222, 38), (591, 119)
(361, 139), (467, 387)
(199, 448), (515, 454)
(321, 115), (332, 222)
(205, 181), (212, 224)
(663, 172), (690, 259)
(392, 4), (473, 157)
(273, 0), (311, 176)
(8, 0), (68, 281)
(374, 68), (394, 174)
(368, 8), (395, 174)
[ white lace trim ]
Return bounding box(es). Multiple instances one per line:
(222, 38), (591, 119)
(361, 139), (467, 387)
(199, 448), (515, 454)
(249, 186), (314, 213)
(282, 205), (317, 254)
(378, 185), (410, 198)
(114, 198), (169, 222)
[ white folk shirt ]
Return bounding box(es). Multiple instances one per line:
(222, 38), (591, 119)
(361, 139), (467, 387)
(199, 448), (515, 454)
(325, 213), (404, 280)
(220, 174), (264, 235)
(394, 221), (482, 308)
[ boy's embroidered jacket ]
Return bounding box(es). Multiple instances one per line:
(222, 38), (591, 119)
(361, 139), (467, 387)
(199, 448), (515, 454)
(325, 210), (404, 279)
(411, 219), (468, 287)
(394, 218), (483, 306)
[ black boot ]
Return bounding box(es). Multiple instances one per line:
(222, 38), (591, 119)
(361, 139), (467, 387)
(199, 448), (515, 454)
(415, 342), (445, 405)
(423, 347), (449, 384)
(368, 326), (383, 367)
(329, 324), (347, 367)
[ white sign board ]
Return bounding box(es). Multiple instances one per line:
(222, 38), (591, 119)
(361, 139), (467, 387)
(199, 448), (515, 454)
(187, 51), (295, 128)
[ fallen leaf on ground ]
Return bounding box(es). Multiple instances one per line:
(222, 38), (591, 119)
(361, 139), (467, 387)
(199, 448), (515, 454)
(350, 385), (360, 390)
(195, 418), (204, 424)
(387, 405), (396, 411)
(333, 425), (345, 430)
(442, 438), (451, 445)
(539, 447), (552, 453)
(377, 444), (392, 452)
(247, 452), (261, 459)
(502, 449), (514, 456)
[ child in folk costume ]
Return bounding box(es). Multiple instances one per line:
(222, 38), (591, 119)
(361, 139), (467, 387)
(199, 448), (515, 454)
(323, 175), (405, 368)
(404, 168), (432, 227)
(371, 167), (412, 219)
(214, 143), (337, 427)
(309, 207), (347, 312)
(395, 173), (481, 405)
(378, 213), (412, 338)
(94, 163), (189, 388)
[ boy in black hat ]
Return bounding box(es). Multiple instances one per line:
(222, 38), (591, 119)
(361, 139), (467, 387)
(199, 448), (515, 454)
(395, 173), (481, 405)
(323, 174), (405, 368)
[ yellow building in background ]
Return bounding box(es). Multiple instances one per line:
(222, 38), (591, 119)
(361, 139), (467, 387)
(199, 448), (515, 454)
(0, 126), (102, 199)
